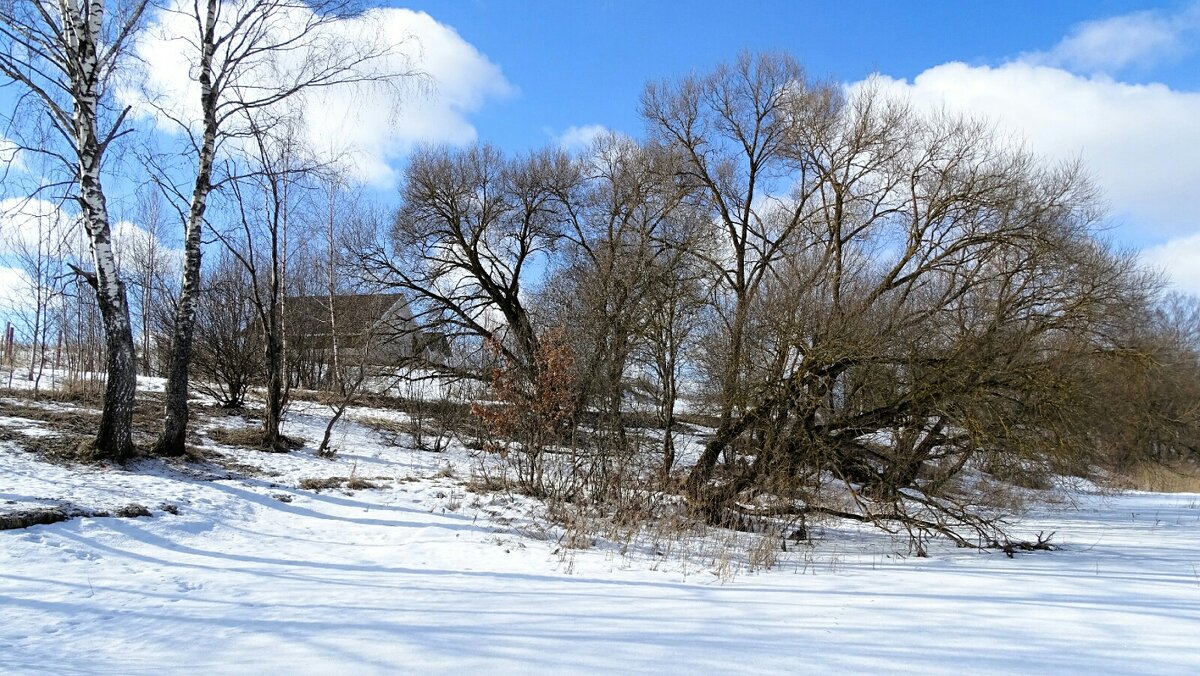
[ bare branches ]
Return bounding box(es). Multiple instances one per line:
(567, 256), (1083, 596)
(1, 0), (147, 459)
(636, 54), (1168, 541)
(375, 144), (578, 381)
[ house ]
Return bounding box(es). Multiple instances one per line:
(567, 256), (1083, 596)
(284, 293), (448, 368)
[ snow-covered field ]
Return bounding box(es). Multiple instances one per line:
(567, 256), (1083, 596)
(1, 391), (1199, 674)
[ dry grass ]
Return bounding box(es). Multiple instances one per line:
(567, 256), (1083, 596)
(298, 476), (345, 491)
(206, 426), (266, 448)
(292, 389), (476, 423)
(354, 415), (409, 432)
(1110, 461), (1200, 493)
(57, 375), (107, 398)
(345, 475), (380, 490)
(0, 420), (90, 465)
(747, 527), (782, 572)
(179, 444), (272, 478)
(354, 415), (412, 446)
(129, 396), (169, 438)
(0, 401), (99, 435)
(0, 393), (168, 450)
(206, 425), (303, 453)
(354, 413), (455, 452)
(297, 475), (385, 492)
(464, 474), (514, 494)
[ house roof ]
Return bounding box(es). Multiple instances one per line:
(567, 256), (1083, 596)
(285, 293), (416, 348)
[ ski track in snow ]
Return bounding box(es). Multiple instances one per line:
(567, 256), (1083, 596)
(1, 390), (1199, 674)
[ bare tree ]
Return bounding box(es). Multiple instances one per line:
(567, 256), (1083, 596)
(214, 113), (314, 448)
(1, 0), (149, 459)
(1089, 291), (1200, 468)
(641, 52), (835, 501)
(0, 200), (76, 390)
(54, 225), (109, 393)
(658, 73), (1155, 543)
(637, 254), (705, 478)
(527, 134), (706, 495)
(354, 144), (580, 385)
(119, 189), (175, 376)
(553, 136), (690, 416)
(312, 166), (372, 456)
(190, 251), (261, 408)
(148, 0), (414, 456)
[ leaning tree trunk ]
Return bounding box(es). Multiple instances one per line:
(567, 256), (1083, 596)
(155, 179), (212, 454)
(684, 301), (749, 504)
(155, 1), (219, 457)
(154, 201), (205, 456)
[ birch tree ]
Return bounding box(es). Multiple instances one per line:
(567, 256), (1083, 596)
(0, 0), (148, 459)
(145, 0), (412, 456)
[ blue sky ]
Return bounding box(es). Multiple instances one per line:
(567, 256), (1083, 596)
(373, 0), (1200, 291)
(3, 0), (1199, 296)
(391, 0), (1200, 151)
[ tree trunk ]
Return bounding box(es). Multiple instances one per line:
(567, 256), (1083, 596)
(317, 402), (347, 456)
(74, 24), (137, 461)
(154, 158), (213, 456)
(27, 290), (40, 383)
(660, 360), (677, 479)
(81, 189), (138, 461)
(262, 209), (286, 449)
(684, 301), (748, 500)
(263, 329), (285, 447)
(94, 305), (137, 460)
(155, 1), (219, 457)
(155, 220), (203, 455)
(262, 241), (288, 446)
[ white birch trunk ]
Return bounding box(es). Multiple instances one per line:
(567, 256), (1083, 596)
(155, 0), (219, 456)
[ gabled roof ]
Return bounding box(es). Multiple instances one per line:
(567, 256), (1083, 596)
(287, 293), (411, 328)
(285, 293), (416, 348)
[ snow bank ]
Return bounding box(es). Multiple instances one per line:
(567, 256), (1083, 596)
(1, 396), (1198, 674)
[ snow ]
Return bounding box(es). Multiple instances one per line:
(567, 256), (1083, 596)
(0, 416), (58, 437)
(1, 394), (1199, 673)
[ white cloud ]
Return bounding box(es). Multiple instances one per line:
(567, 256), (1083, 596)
(1142, 232), (1200, 295)
(111, 219), (183, 274)
(0, 266), (34, 310)
(112, 220), (150, 251)
(864, 5), (1200, 296)
(0, 198), (78, 256)
(1026, 6), (1199, 73)
(865, 62), (1200, 238)
(128, 4), (512, 186)
(299, 8), (513, 184)
(553, 124), (611, 153)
